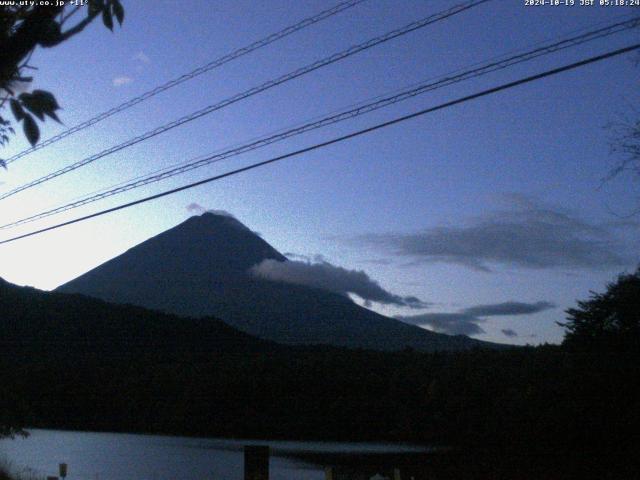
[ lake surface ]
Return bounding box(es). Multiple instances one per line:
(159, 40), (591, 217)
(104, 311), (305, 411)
(0, 429), (429, 480)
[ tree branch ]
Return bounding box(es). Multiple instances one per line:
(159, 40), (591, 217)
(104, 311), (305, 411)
(56, 11), (101, 44)
(60, 5), (82, 27)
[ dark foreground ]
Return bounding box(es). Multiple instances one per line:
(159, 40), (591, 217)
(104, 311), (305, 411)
(293, 449), (640, 480)
(2, 429), (638, 480)
(2, 346), (639, 478)
(1, 279), (639, 478)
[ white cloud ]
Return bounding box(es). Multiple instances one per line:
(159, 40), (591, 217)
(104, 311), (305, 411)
(134, 51), (151, 64)
(251, 258), (429, 309)
(112, 76), (133, 87)
(185, 203), (235, 218)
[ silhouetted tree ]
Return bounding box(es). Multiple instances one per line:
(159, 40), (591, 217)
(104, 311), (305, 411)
(0, 1), (124, 155)
(560, 267), (640, 352)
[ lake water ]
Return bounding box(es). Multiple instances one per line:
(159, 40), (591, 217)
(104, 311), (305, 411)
(0, 429), (429, 480)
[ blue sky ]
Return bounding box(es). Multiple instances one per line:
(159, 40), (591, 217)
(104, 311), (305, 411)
(0, 0), (639, 345)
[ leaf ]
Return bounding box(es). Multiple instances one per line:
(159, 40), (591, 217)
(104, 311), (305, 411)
(45, 110), (61, 123)
(19, 93), (45, 121)
(112, 0), (124, 25)
(88, 0), (104, 16)
(19, 91), (60, 122)
(31, 90), (61, 112)
(102, 7), (114, 31)
(32, 90), (59, 107)
(10, 99), (24, 121)
(23, 114), (40, 146)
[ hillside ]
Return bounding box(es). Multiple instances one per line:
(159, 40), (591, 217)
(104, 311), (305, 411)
(0, 276), (272, 360)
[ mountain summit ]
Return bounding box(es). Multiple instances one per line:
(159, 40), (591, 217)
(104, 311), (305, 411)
(58, 212), (488, 351)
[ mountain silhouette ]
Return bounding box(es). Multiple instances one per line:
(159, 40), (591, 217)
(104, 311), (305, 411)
(58, 212), (491, 351)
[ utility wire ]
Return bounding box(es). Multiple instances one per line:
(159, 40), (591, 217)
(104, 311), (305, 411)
(3, 0), (367, 166)
(1, 42), (637, 246)
(0, 0), (491, 202)
(2, 14), (638, 231)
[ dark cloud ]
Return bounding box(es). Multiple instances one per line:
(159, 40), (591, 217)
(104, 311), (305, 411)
(355, 197), (634, 271)
(250, 259), (429, 309)
(463, 301), (555, 317)
(186, 203), (206, 213)
(501, 328), (519, 338)
(396, 312), (485, 336)
(396, 299), (553, 337)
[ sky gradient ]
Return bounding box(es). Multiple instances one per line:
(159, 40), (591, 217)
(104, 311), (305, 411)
(1, 0), (639, 345)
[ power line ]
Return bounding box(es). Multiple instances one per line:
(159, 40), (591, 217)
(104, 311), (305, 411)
(42, 0), (631, 211)
(2, 14), (637, 231)
(3, 0), (367, 166)
(0, 0), (491, 202)
(1, 42), (637, 246)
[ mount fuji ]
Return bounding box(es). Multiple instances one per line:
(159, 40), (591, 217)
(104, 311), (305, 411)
(58, 212), (490, 351)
